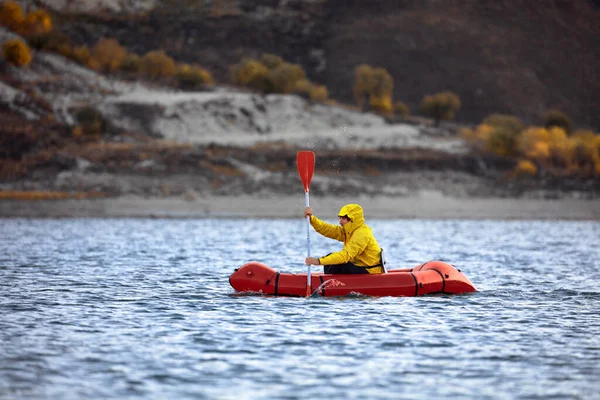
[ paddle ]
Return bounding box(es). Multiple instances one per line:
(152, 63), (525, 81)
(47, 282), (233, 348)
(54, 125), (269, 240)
(296, 150), (315, 298)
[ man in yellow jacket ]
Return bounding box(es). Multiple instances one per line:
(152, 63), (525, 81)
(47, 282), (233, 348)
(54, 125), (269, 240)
(304, 204), (385, 274)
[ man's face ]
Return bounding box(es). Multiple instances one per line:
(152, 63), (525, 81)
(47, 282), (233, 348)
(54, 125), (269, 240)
(339, 216), (350, 226)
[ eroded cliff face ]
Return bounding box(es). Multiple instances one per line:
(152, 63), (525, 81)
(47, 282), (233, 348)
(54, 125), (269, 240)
(52, 0), (600, 129)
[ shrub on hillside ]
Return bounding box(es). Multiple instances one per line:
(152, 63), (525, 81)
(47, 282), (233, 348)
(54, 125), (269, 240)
(294, 80), (328, 103)
(461, 124), (493, 152)
(92, 38), (127, 72)
(268, 62), (306, 93)
(352, 65), (394, 113)
(353, 64), (373, 110)
(141, 50), (176, 78)
(175, 64), (214, 89)
(309, 84), (328, 103)
(546, 127), (571, 168)
(22, 9), (52, 37)
(542, 108), (573, 134)
(230, 58), (272, 91)
(518, 127), (550, 162)
(0, 1), (24, 32)
(483, 114), (525, 135)
(71, 45), (91, 65)
(370, 95), (393, 114)
(570, 131), (600, 176)
(119, 54), (141, 74)
(480, 114), (526, 156)
(394, 101), (410, 117)
(2, 38), (32, 67)
(260, 53), (284, 70)
(293, 79), (311, 97)
(420, 91), (461, 126)
(514, 159), (538, 178)
(370, 68), (393, 98)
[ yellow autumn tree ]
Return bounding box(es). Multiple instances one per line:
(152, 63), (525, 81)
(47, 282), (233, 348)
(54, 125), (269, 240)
(542, 108), (573, 134)
(369, 67), (393, 114)
(420, 91), (461, 126)
(353, 64), (373, 110)
(461, 123), (494, 152)
(309, 85), (328, 102)
(92, 38), (127, 72)
(0, 1), (24, 32)
(352, 64), (394, 113)
(546, 127), (570, 168)
(2, 38), (32, 67)
(141, 50), (176, 78)
(230, 58), (271, 92)
(259, 53), (284, 70)
(518, 127), (550, 163)
(514, 159), (538, 178)
(22, 9), (52, 36)
(119, 53), (141, 74)
(175, 64), (214, 89)
(268, 62), (306, 93)
(569, 130), (600, 176)
(482, 114), (526, 156)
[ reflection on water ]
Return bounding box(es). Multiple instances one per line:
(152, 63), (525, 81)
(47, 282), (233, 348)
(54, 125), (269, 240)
(1, 218), (599, 399)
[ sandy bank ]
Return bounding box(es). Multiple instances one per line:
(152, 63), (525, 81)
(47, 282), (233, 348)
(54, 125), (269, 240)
(1, 194), (599, 220)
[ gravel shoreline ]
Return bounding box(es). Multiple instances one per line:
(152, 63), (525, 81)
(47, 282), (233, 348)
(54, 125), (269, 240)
(2, 194), (599, 220)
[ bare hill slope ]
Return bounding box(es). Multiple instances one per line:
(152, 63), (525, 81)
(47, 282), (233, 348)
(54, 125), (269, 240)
(52, 0), (600, 129)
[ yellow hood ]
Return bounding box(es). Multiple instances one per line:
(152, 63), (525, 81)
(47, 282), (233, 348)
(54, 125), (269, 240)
(338, 204), (365, 235)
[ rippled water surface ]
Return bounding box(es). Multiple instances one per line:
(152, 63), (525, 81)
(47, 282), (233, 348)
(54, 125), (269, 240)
(1, 218), (599, 399)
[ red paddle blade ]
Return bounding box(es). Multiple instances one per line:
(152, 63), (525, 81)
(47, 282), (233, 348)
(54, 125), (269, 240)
(296, 151), (315, 192)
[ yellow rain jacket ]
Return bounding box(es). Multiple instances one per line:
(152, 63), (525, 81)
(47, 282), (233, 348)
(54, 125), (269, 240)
(310, 204), (384, 274)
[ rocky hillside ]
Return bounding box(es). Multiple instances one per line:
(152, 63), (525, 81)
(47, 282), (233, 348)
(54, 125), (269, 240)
(1, 3), (599, 201)
(47, 0), (600, 129)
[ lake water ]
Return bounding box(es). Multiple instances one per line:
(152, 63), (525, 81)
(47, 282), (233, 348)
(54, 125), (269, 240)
(1, 218), (599, 399)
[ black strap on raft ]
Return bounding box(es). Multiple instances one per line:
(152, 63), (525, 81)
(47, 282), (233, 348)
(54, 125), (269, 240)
(273, 273), (280, 296)
(357, 248), (387, 273)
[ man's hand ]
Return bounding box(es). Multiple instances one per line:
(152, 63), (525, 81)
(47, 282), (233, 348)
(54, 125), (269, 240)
(305, 257), (320, 266)
(304, 207), (313, 219)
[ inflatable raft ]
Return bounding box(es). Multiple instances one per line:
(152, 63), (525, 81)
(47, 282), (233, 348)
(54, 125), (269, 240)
(229, 261), (477, 297)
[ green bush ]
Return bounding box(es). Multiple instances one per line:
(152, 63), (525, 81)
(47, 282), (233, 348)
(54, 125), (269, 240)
(420, 91), (461, 126)
(542, 108), (573, 134)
